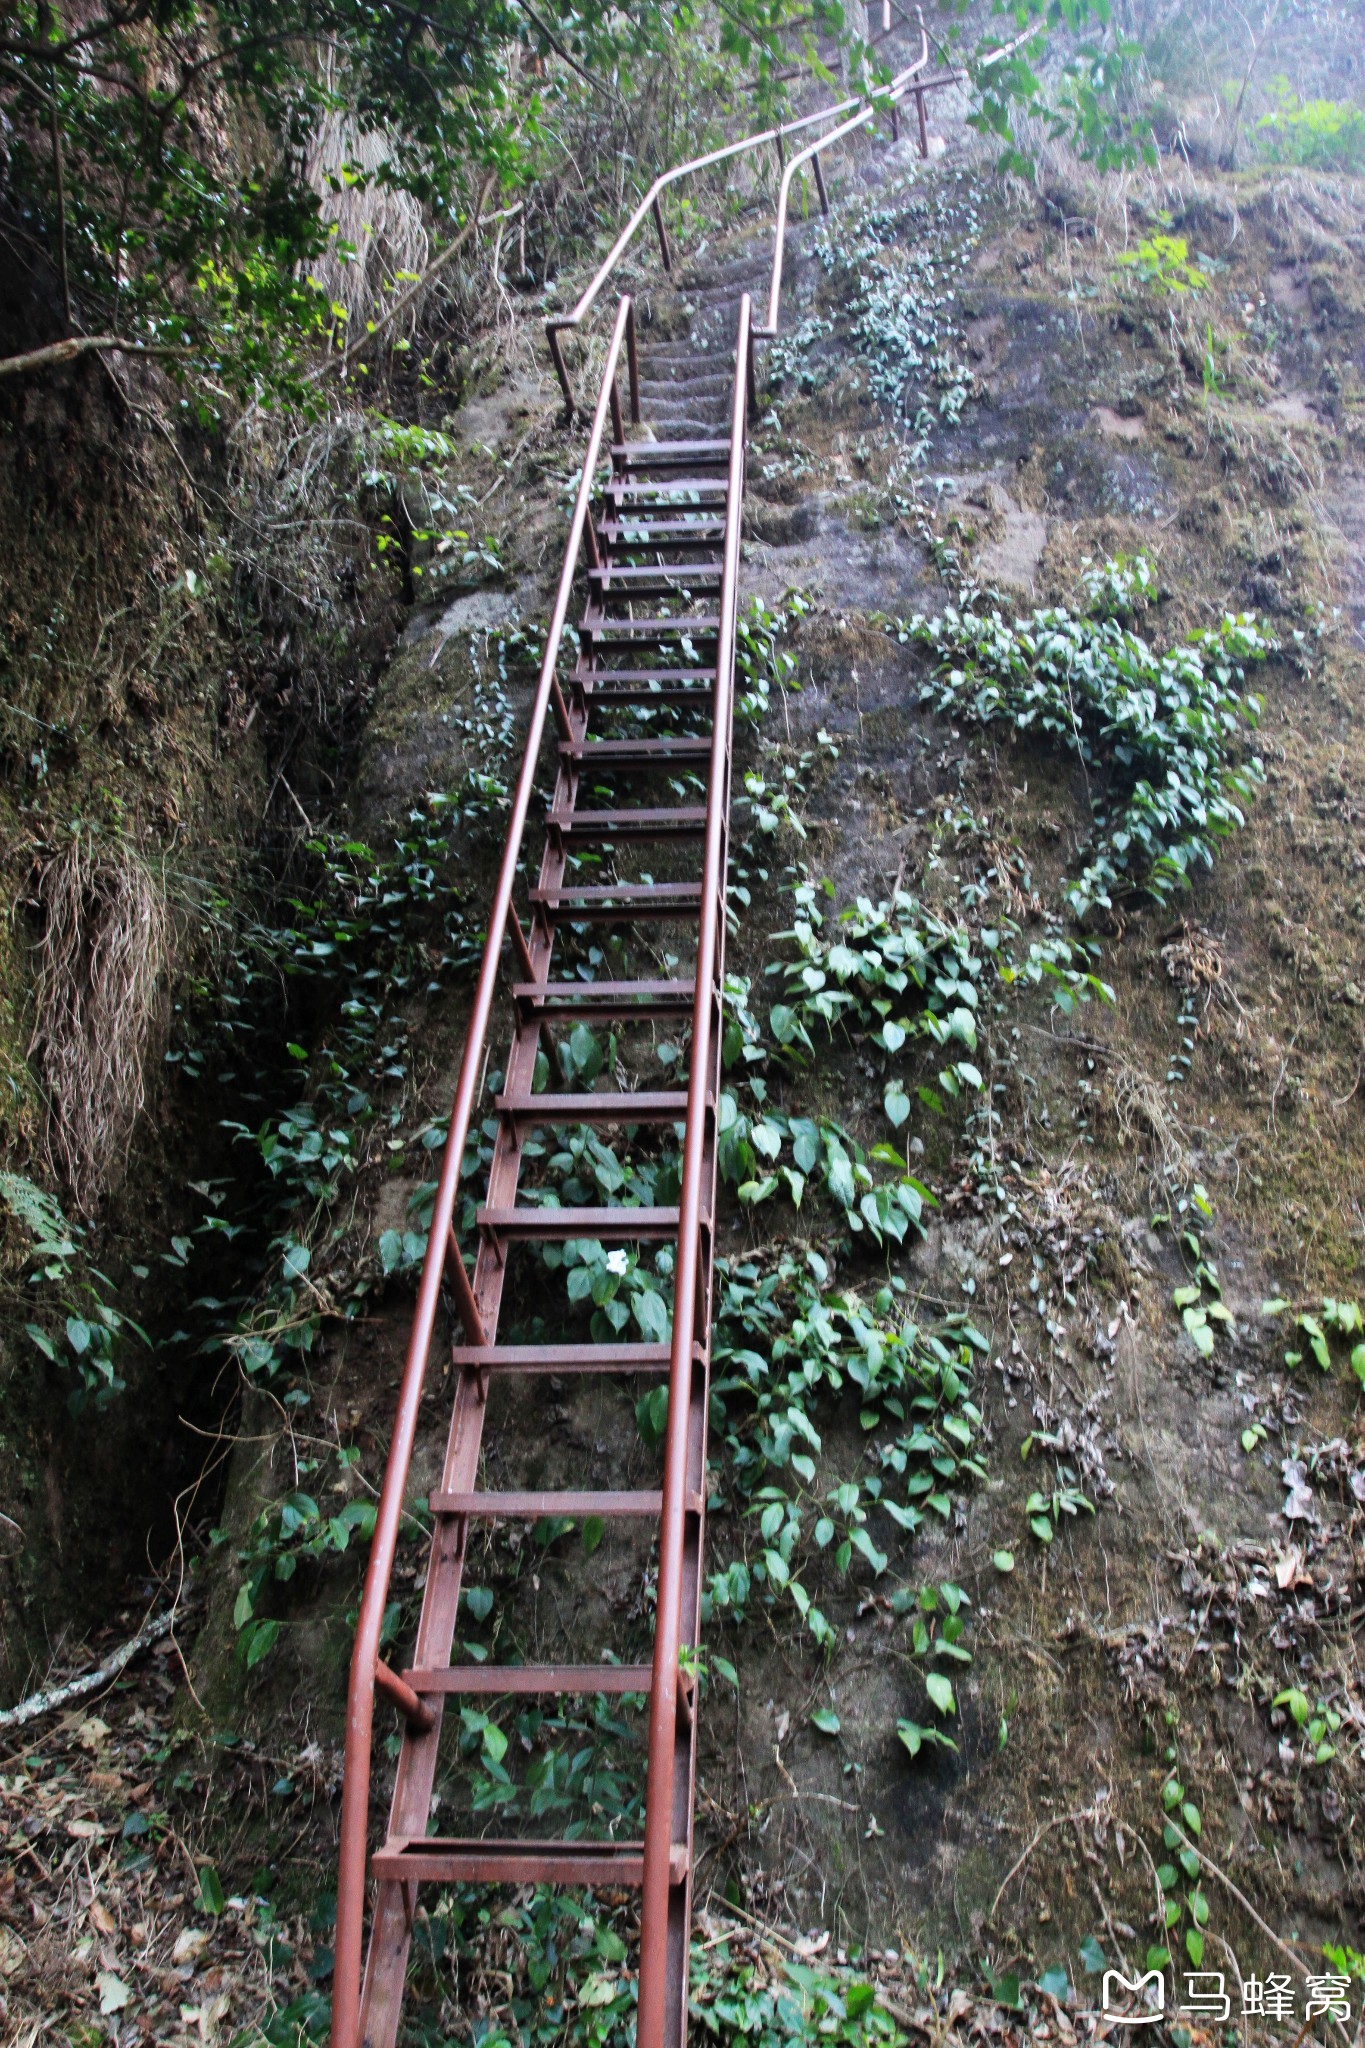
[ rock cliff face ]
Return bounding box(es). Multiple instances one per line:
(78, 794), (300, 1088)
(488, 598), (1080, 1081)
(183, 132), (1365, 2018)
(0, 305), (400, 1697)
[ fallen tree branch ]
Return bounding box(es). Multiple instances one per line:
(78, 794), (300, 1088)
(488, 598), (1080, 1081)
(0, 1609), (176, 1732)
(0, 333), (189, 380)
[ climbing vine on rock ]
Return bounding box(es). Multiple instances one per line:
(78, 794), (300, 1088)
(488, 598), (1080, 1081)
(886, 560), (1273, 917)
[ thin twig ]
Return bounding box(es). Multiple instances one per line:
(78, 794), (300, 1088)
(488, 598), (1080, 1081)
(987, 1805), (1097, 1921)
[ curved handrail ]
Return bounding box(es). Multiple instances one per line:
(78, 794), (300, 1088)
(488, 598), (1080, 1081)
(330, 293), (638, 2048)
(752, 11), (1046, 345)
(545, 32), (932, 418)
(754, 16), (928, 338)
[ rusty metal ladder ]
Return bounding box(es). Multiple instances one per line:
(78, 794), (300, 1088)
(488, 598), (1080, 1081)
(330, 14), (1035, 2031)
(330, 291), (752, 2048)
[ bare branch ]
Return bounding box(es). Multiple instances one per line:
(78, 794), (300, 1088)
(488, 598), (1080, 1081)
(0, 332), (188, 378)
(0, 1609), (175, 1733)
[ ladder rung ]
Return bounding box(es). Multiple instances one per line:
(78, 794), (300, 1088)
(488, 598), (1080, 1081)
(513, 979), (697, 1016)
(477, 1204), (681, 1240)
(573, 667), (718, 684)
(372, 1836), (674, 1888)
(546, 807), (708, 839)
(531, 883), (702, 918)
(583, 618), (720, 639)
(404, 1664), (653, 1696)
(600, 521), (725, 545)
(578, 684), (715, 708)
(587, 565), (722, 585)
(603, 514), (725, 531)
(532, 881), (701, 900)
(496, 1090), (689, 1121)
(560, 737), (712, 762)
(605, 478), (728, 499)
(600, 539), (729, 561)
(430, 1488), (664, 1518)
(450, 1341), (675, 1373)
(613, 438), (730, 462)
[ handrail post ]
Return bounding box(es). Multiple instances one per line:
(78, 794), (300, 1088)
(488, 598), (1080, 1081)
(914, 83), (928, 156)
(546, 321), (574, 422)
(626, 302), (641, 426)
(812, 150), (829, 213)
(636, 292), (750, 2048)
(652, 194), (673, 273)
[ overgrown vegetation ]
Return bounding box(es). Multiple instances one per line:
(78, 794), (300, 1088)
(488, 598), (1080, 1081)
(0, 0), (864, 404)
(7, 3), (1365, 2043)
(1257, 79), (1365, 171)
(887, 557), (1273, 919)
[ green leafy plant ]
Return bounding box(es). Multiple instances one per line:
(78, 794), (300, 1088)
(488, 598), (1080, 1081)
(1171, 1266), (1232, 1359)
(222, 1446), (380, 1669)
(897, 564), (1272, 917)
(1115, 232), (1206, 297)
(1025, 1482), (1095, 1545)
(1272, 1688), (1341, 1766)
(736, 590), (811, 723)
(1151, 1764), (1212, 1971)
(3, 1170), (146, 1410)
(1257, 81), (1365, 172)
(699, 1252), (987, 1651)
(1080, 552), (1157, 622)
(0, 0), (858, 405)
(964, 13), (1157, 177)
(1261, 1293), (1365, 1380)
(812, 191), (979, 452)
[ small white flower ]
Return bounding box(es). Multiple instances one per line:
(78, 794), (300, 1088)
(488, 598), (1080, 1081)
(604, 1249), (629, 1278)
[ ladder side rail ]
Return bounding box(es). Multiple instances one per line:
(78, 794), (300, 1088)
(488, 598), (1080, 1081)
(331, 290), (637, 2048)
(636, 292), (752, 2048)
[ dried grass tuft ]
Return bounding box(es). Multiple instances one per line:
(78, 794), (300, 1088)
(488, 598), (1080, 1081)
(1109, 1058), (1190, 1190)
(1160, 918), (1226, 1009)
(30, 836), (169, 1213)
(305, 59), (429, 338)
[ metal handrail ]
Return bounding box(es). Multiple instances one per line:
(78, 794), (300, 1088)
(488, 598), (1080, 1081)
(545, 35), (934, 418)
(541, 9), (1036, 415)
(637, 288), (750, 2048)
(753, 16), (928, 338)
(330, 293), (638, 2048)
(754, 11), (1043, 344)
